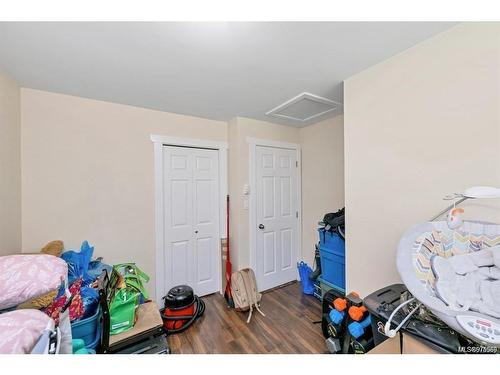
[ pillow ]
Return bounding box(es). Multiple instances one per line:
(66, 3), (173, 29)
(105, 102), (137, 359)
(0, 309), (52, 354)
(0, 254), (68, 310)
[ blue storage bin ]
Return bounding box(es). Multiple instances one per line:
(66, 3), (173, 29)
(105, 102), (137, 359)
(318, 232), (345, 290)
(71, 305), (101, 350)
(318, 276), (345, 297)
(318, 228), (343, 250)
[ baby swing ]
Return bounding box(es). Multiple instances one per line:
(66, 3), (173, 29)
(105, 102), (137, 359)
(389, 186), (500, 347)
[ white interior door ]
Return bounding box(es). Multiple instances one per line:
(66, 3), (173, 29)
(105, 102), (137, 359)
(163, 145), (220, 296)
(255, 145), (299, 291)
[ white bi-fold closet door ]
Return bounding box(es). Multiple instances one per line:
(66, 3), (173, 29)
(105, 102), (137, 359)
(163, 145), (220, 297)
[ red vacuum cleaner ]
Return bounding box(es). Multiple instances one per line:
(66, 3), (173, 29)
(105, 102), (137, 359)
(160, 285), (205, 334)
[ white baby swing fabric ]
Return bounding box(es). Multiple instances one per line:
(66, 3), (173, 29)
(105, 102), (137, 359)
(397, 220), (500, 346)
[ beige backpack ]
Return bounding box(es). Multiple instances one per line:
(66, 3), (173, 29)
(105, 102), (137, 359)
(230, 268), (265, 323)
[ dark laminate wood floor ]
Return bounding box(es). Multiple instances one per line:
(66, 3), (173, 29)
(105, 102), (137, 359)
(167, 281), (326, 354)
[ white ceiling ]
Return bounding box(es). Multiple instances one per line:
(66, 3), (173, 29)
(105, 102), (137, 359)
(0, 22), (456, 127)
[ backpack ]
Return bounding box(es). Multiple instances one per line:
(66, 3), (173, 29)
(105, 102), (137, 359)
(230, 268), (265, 323)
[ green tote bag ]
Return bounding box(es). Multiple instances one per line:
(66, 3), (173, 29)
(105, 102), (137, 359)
(108, 263), (150, 335)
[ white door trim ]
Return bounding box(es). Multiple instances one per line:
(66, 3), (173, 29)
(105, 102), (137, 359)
(247, 137), (302, 287)
(151, 134), (228, 304)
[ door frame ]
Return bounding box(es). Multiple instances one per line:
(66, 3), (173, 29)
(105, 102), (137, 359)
(151, 134), (228, 304)
(247, 137), (302, 289)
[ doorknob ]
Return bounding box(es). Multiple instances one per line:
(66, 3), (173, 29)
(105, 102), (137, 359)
(258, 224), (265, 230)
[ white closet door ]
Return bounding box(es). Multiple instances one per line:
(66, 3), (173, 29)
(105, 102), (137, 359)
(255, 145), (299, 291)
(192, 148), (220, 296)
(163, 146), (220, 296)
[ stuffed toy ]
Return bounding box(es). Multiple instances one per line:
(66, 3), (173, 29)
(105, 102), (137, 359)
(40, 240), (64, 257)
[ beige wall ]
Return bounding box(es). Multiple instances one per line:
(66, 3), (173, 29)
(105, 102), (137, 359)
(0, 72), (21, 256)
(21, 89), (227, 296)
(299, 115), (344, 265)
(344, 23), (500, 297)
(1, 53), (344, 299)
(228, 117), (300, 270)
(20, 89), (343, 297)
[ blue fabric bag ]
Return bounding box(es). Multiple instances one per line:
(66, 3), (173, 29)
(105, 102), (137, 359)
(88, 257), (112, 281)
(61, 241), (95, 285)
(297, 261), (315, 295)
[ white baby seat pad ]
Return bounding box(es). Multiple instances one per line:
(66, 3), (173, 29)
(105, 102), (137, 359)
(397, 220), (500, 346)
(431, 248), (500, 318)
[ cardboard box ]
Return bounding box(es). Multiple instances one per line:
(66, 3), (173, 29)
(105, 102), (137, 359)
(368, 332), (442, 354)
(402, 334), (440, 354)
(368, 333), (401, 354)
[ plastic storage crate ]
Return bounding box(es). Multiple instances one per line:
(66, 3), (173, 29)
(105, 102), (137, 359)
(318, 228), (343, 249)
(71, 306), (101, 350)
(318, 276), (345, 299)
(318, 230), (345, 291)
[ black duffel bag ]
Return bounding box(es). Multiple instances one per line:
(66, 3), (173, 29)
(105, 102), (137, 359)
(322, 207), (345, 239)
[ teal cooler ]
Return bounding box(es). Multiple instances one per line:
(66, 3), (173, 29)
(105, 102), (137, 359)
(318, 229), (345, 291)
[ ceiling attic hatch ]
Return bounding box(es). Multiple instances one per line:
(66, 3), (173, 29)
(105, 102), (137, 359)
(265, 92), (342, 123)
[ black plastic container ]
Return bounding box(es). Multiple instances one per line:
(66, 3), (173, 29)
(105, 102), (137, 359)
(363, 284), (407, 346)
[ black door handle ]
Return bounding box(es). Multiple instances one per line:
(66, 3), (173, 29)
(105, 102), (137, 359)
(258, 224), (265, 230)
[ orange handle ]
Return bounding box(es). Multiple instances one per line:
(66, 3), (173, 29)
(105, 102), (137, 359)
(333, 298), (347, 312)
(348, 306), (367, 321)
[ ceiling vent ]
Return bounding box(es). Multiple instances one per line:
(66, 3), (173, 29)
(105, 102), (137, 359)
(265, 92), (341, 122)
